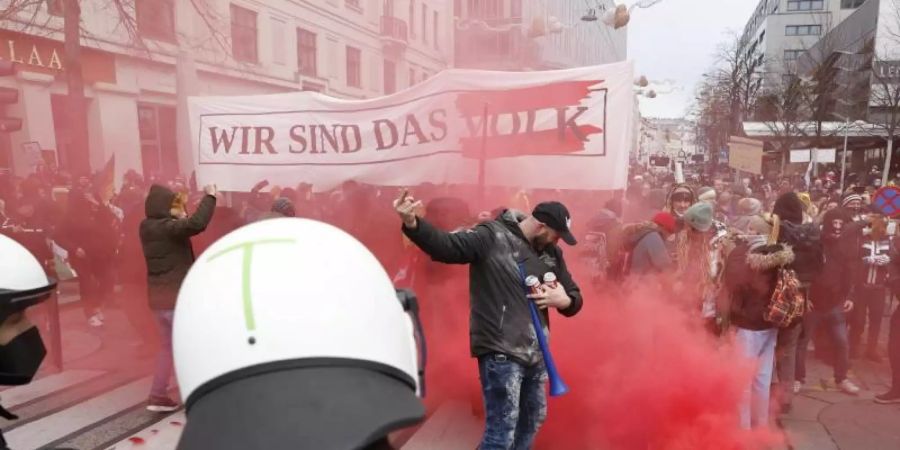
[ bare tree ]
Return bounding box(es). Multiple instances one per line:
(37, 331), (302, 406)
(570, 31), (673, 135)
(869, 0), (900, 185)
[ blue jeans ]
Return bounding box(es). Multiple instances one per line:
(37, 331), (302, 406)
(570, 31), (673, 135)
(797, 305), (850, 383)
(735, 328), (777, 429)
(150, 310), (174, 398)
(477, 354), (548, 450)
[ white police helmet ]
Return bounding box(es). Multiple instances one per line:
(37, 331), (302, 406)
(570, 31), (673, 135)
(0, 234), (55, 386)
(173, 218), (425, 450)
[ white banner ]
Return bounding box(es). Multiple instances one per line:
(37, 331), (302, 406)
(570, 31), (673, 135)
(790, 148), (836, 163)
(189, 62), (634, 192)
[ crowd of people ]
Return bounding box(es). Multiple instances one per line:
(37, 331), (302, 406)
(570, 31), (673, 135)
(4, 160), (900, 441)
(582, 164), (900, 431)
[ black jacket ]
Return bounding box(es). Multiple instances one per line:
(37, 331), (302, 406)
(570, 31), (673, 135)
(403, 210), (582, 366)
(725, 241), (794, 330)
(140, 185), (216, 310)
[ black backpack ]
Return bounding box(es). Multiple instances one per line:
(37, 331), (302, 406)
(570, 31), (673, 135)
(778, 221), (824, 284)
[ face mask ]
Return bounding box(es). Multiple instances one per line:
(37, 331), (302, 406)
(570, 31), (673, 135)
(0, 326), (46, 386)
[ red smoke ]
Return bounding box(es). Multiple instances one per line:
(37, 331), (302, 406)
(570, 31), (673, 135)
(393, 190), (785, 450)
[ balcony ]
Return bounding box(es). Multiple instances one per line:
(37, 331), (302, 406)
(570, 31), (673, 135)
(380, 16), (408, 51)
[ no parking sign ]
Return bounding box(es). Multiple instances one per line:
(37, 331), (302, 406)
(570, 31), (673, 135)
(873, 186), (900, 218)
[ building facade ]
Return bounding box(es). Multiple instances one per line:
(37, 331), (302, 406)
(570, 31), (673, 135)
(0, 0), (454, 180)
(452, 0), (626, 70)
(739, 0), (867, 88)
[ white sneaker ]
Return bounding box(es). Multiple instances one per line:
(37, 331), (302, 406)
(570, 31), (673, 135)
(839, 379), (861, 395)
(792, 381), (803, 394)
(88, 314), (104, 327)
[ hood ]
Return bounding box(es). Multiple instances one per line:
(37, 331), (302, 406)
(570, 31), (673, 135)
(745, 243), (795, 272)
(145, 184), (176, 219)
(773, 192), (804, 225)
(665, 183), (695, 214)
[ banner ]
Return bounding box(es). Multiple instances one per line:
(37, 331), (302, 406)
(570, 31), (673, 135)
(789, 148), (836, 163)
(728, 136), (764, 175)
(189, 62), (634, 192)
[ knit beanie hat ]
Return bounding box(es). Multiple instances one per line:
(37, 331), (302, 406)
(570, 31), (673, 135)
(697, 187), (717, 203)
(652, 211), (678, 234)
(683, 202), (714, 232)
(841, 193), (863, 207)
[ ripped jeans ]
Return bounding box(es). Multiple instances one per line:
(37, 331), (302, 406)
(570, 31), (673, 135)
(477, 353), (548, 450)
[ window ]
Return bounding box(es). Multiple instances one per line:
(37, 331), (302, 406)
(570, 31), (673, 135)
(46, 0), (63, 16)
(784, 49), (803, 61)
(511, 0), (522, 18)
(346, 46), (361, 88)
(841, 0), (865, 8)
(468, 0), (502, 18)
(409, 0), (415, 39)
(297, 28), (317, 76)
(787, 0), (824, 11)
(433, 11), (439, 49)
(137, 104), (178, 177)
(384, 60), (396, 94)
(409, 68), (415, 86)
(785, 25), (821, 36)
(383, 0), (394, 16)
(230, 4), (258, 63)
(137, 0), (175, 42)
(422, 5), (428, 44)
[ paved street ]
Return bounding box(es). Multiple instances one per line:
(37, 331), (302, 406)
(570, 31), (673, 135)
(781, 351), (900, 450)
(4, 286), (897, 450)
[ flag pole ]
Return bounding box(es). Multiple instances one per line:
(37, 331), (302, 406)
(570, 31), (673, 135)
(478, 103), (489, 211)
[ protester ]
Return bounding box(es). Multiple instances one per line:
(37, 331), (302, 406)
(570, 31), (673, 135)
(876, 238), (900, 404)
(140, 183), (217, 412)
(731, 197), (763, 233)
(665, 184), (696, 218)
(725, 213), (792, 429)
(796, 208), (862, 396)
(395, 191), (583, 449)
(615, 211), (677, 277)
(849, 206), (891, 362)
(675, 202), (732, 332)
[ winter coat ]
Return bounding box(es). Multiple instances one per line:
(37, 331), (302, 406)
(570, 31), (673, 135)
(725, 241), (794, 330)
(811, 209), (865, 310)
(618, 222), (672, 276)
(139, 185), (216, 311)
(403, 209), (582, 367)
(854, 237), (893, 288)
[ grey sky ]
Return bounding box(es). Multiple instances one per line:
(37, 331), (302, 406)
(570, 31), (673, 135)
(627, 0), (760, 118)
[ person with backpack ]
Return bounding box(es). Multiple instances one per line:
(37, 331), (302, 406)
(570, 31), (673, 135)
(849, 206), (892, 362)
(724, 214), (795, 429)
(796, 208), (863, 396)
(615, 211), (677, 278)
(770, 192), (823, 411)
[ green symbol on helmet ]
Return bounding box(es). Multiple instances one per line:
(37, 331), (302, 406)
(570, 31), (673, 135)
(207, 239), (296, 332)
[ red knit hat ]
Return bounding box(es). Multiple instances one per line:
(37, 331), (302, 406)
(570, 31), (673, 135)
(652, 211), (677, 234)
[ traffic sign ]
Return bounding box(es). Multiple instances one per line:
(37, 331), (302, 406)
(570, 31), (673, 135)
(873, 186), (900, 217)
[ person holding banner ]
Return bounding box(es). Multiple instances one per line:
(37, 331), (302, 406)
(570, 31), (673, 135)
(394, 190), (582, 450)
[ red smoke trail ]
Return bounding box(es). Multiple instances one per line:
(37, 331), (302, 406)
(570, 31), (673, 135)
(400, 193), (785, 450)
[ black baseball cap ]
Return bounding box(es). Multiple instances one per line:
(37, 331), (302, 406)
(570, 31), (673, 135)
(532, 201), (577, 245)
